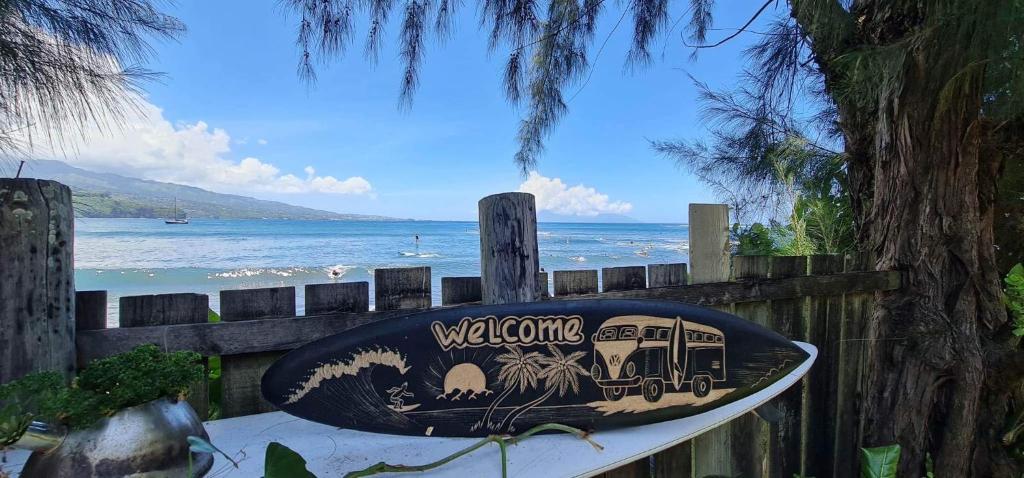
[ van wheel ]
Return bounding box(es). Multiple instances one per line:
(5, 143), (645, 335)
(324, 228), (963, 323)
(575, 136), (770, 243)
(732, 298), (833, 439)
(692, 375), (712, 398)
(642, 379), (664, 403)
(603, 386), (626, 401)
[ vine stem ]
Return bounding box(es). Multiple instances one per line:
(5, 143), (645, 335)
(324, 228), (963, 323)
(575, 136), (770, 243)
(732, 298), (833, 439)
(343, 423), (602, 478)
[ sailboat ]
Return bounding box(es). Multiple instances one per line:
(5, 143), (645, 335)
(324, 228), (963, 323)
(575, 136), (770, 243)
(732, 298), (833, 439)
(165, 197), (189, 224)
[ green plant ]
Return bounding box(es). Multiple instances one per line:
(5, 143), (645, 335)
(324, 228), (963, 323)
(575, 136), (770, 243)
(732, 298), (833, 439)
(1005, 264), (1024, 336)
(265, 442), (316, 478)
(733, 223), (779, 256)
(0, 345), (202, 437)
(860, 444), (900, 478)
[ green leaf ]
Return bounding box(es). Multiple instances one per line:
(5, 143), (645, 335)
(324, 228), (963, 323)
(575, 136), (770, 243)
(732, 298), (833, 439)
(265, 442), (317, 478)
(860, 444), (900, 478)
(188, 435), (238, 468)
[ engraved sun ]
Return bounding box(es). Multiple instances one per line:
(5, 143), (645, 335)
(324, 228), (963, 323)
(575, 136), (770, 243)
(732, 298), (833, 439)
(425, 350), (495, 401)
(437, 363), (492, 400)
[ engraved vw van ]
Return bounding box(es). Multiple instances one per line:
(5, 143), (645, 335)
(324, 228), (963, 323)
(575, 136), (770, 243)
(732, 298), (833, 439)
(591, 315), (726, 402)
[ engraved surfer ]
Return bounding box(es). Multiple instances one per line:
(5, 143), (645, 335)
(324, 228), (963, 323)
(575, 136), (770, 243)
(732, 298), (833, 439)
(386, 382), (421, 412)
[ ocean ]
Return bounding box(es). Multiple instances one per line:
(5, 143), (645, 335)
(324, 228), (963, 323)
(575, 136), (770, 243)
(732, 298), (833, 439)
(74, 219), (690, 325)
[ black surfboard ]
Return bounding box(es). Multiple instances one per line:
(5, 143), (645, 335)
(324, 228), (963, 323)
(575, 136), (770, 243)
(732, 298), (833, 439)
(261, 299), (810, 437)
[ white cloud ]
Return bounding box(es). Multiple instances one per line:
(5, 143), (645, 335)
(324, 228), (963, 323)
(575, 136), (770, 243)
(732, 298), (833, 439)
(257, 138), (268, 145)
(22, 97), (372, 196)
(518, 171), (633, 216)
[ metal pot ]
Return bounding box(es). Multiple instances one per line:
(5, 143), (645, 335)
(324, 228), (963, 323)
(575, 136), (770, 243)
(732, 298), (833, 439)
(14, 398), (213, 477)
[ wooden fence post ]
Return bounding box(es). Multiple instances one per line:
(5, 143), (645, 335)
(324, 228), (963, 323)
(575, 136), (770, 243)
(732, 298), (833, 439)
(686, 203), (732, 478)
(833, 252), (873, 478)
(220, 286), (295, 418)
(441, 277), (482, 306)
(375, 267), (431, 310)
(0, 179), (75, 384)
(120, 293), (211, 419)
(727, 255), (771, 477)
(804, 254), (844, 478)
(305, 282), (369, 315)
(647, 263), (687, 287)
(553, 270), (599, 296)
(767, 256), (808, 477)
(478, 192), (540, 304)
(601, 266), (647, 292)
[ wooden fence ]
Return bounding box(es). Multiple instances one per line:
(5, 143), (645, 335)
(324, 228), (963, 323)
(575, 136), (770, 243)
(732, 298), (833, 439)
(6, 188), (901, 478)
(72, 262), (896, 478)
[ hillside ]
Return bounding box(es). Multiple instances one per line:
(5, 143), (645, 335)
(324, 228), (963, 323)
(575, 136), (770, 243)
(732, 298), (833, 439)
(20, 160), (400, 220)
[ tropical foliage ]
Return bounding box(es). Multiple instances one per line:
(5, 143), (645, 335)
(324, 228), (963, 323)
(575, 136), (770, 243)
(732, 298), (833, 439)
(860, 444), (900, 478)
(0, 345), (202, 439)
(1005, 264), (1024, 336)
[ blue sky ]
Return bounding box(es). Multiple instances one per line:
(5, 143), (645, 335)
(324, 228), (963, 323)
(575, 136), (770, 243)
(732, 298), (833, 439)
(58, 1), (779, 222)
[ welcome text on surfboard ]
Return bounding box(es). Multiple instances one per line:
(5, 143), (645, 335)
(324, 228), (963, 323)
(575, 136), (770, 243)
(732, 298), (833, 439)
(431, 315), (585, 351)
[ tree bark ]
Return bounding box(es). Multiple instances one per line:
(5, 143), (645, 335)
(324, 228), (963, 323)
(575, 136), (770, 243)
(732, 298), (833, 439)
(845, 33), (1015, 478)
(791, 1), (1023, 475)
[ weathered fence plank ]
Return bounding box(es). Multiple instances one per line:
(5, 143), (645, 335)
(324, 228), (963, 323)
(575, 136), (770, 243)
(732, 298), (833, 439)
(539, 271), (550, 298)
(767, 256), (807, 478)
(75, 271), (901, 363)
(601, 266), (647, 292)
(553, 270), (599, 296)
(220, 286), (295, 418)
(478, 192), (540, 304)
(75, 290), (108, 334)
(119, 293), (210, 420)
(689, 203), (733, 478)
(647, 263), (687, 287)
(728, 255), (771, 477)
(304, 282), (369, 315)
(0, 179), (76, 383)
(805, 254), (844, 478)
(375, 267), (431, 310)
(441, 277), (482, 305)
(833, 252), (873, 478)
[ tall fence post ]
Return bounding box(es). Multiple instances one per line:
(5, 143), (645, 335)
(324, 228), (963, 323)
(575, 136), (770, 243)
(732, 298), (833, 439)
(0, 178), (75, 384)
(478, 192), (540, 304)
(688, 203), (732, 478)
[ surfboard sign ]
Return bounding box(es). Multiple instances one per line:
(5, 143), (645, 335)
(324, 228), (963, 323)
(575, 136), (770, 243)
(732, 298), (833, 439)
(261, 299), (813, 437)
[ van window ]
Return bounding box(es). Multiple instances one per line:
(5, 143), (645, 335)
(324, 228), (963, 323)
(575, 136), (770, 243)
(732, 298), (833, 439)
(642, 328), (658, 340)
(657, 329), (670, 340)
(619, 326), (637, 339)
(694, 333), (704, 342)
(685, 331), (693, 341)
(715, 336), (723, 343)
(598, 328), (617, 341)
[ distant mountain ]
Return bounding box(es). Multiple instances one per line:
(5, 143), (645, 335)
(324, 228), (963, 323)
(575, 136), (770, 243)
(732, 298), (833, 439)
(537, 211), (641, 223)
(20, 160), (402, 221)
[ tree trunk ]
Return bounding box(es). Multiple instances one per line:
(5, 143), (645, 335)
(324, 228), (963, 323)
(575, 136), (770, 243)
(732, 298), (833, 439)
(847, 46), (1018, 477)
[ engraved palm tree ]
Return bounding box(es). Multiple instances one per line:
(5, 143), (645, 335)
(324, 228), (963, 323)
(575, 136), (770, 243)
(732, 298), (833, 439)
(498, 344), (589, 432)
(476, 345), (544, 430)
